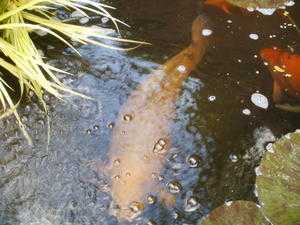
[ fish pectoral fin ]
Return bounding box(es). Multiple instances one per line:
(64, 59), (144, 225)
(273, 80), (284, 103)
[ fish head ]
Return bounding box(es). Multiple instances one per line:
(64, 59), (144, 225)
(260, 47), (283, 66)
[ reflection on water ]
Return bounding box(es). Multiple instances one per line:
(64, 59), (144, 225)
(1, 0), (300, 225)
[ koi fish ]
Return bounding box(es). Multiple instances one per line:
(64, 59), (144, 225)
(260, 47), (300, 111)
(204, 0), (233, 14)
(106, 16), (209, 220)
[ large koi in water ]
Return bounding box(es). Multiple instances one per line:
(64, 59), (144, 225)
(260, 47), (300, 112)
(106, 15), (209, 220)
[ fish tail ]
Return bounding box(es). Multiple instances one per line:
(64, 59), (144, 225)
(276, 103), (300, 113)
(191, 15), (210, 45)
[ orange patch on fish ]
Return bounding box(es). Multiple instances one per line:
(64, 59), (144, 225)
(204, 0), (233, 14)
(260, 47), (300, 103)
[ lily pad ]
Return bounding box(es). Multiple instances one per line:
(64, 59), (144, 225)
(227, 0), (293, 9)
(256, 131), (300, 225)
(199, 201), (270, 225)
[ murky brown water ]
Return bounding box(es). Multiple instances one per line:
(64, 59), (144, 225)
(112, 0), (300, 205)
(1, 1), (300, 225)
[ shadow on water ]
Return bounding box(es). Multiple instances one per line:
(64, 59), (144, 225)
(1, 0), (300, 225)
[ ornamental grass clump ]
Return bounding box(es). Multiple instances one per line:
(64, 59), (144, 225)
(0, 0), (140, 144)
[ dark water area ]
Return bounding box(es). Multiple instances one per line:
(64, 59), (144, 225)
(1, 1), (300, 225)
(112, 0), (300, 205)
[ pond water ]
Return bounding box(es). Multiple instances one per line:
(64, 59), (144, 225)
(1, 1), (300, 225)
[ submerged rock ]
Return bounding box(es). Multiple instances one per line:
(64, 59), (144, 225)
(256, 131), (300, 225)
(199, 200), (270, 225)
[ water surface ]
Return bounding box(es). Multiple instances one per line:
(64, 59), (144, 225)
(1, 1), (300, 225)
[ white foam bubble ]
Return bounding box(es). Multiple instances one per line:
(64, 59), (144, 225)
(249, 33), (259, 40)
(251, 93), (269, 109)
(202, 29), (213, 36)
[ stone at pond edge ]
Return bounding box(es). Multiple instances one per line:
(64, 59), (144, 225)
(199, 201), (270, 225)
(256, 132), (300, 225)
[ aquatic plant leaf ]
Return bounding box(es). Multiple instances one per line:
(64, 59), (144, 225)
(256, 131), (300, 225)
(226, 0), (292, 9)
(0, 0), (146, 143)
(199, 201), (270, 225)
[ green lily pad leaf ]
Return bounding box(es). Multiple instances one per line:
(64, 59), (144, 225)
(256, 131), (300, 225)
(227, 0), (292, 9)
(199, 201), (270, 225)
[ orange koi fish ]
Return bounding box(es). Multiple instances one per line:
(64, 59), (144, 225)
(260, 47), (300, 105)
(204, 0), (233, 14)
(105, 16), (209, 220)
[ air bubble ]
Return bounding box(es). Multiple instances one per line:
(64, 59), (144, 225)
(123, 114), (133, 122)
(126, 172), (131, 177)
(225, 200), (233, 206)
(86, 129), (92, 134)
(158, 175), (165, 181)
(147, 195), (156, 205)
(172, 211), (180, 219)
(242, 108), (251, 115)
(249, 33), (259, 40)
(229, 154), (238, 162)
(79, 17), (89, 24)
(186, 154), (201, 168)
(208, 96), (216, 102)
(251, 93), (269, 109)
(185, 196), (200, 212)
(167, 180), (182, 194)
(202, 29), (213, 36)
(153, 138), (167, 154)
(107, 122), (114, 129)
(177, 65), (186, 73)
(113, 159), (121, 166)
(285, 1), (295, 6)
(113, 175), (120, 180)
(129, 201), (144, 213)
(101, 17), (109, 24)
